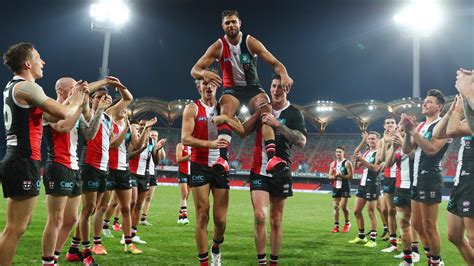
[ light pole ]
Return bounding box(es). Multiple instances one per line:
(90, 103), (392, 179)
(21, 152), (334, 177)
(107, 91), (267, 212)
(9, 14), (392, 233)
(90, 0), (130, 79)
(413, 34), (420, 98)
(394, 0), (443, 98)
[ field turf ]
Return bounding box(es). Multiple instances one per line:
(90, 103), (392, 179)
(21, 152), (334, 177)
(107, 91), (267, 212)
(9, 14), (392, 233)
(0, 185), (463, 265)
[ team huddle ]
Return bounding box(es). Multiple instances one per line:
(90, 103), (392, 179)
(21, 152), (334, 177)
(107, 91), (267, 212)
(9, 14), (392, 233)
(1, 8), (473, 266)
(328, 79), (474, 266)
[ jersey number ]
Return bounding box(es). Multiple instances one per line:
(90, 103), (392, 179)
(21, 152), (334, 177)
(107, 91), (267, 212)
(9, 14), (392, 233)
(3, 89), (12, 130)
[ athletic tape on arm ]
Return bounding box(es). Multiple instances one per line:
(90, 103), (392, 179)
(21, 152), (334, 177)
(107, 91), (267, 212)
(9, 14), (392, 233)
(17, 81), (49, 106)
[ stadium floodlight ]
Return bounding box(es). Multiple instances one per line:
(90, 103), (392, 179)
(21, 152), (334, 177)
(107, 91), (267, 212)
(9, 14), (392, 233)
(90, 0), (130, 32)
(90, 0), (130, 79)
(393, 0), (443, 36)
(393, 0), (443, 99)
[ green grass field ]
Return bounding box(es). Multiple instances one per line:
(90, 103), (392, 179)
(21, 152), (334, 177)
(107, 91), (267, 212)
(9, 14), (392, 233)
(0, 186), (464, 265)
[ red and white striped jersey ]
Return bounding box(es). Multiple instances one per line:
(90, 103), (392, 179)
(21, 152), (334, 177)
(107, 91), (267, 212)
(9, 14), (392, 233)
(217, 33), (260, 88)
(331, 159), (349, 189)
(384, 162), (398, 178)
(380, 138), (397, 178)
(360, 150), (377, 186)
(412, 117), (450, 186)
(44, 119), (79, 170)
(129, 141), (154, 175)
(179, 145), (191, 175)
(108, 122), (128, 171)
(190, 99), (219, 167)
(84, 112), (113, 171)
(394, 148), (411, 189)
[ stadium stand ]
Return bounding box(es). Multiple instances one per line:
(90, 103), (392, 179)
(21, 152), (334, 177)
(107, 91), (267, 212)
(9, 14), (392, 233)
(156, 128), (460, 179)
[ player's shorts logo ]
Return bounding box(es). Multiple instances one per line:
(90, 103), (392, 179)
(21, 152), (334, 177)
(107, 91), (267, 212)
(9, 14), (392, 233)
(22, 180), (32, 190)
(88, 181), (100, 188)
(192, 175), (204, 182)
(60, 181), (74, 190)
(48, 181), (55, 190)
(251, 179), (262, 187)
(463, 201), (470, 208)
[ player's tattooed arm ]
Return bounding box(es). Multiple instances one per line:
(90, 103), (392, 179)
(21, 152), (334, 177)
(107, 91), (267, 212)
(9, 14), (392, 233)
(261, 113), (306, 148)
(80, 108), (104, 140)
(79, 95), (111, 140)
(276, 124), (306, 148)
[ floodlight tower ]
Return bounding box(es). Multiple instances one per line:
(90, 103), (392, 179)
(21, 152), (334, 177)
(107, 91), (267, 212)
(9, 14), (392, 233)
(90, 0), (130, 79)
(394, 0), (443, 98)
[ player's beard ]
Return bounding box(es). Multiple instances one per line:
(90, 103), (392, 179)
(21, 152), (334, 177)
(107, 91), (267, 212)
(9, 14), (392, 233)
(226, 28), (240, 39)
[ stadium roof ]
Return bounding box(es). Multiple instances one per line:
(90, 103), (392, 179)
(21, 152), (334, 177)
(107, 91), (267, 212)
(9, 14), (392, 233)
(386, 97), (424, 122)
(129, 98), (193, 126)
(345, 100), (391, 131)
(302, 101), (350, 132)
(130, 95), (456, 132)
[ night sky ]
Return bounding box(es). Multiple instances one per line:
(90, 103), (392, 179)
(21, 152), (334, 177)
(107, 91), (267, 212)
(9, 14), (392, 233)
(1, 0), (473, 132)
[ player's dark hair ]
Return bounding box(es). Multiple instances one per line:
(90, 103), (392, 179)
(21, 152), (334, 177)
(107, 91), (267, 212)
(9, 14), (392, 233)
(384, 116), (397, 123)
(3, 42), (35, 73)
(427, 89), (446, 107)
(90, 86), (108, 98)
(222, 10), (240, 19)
